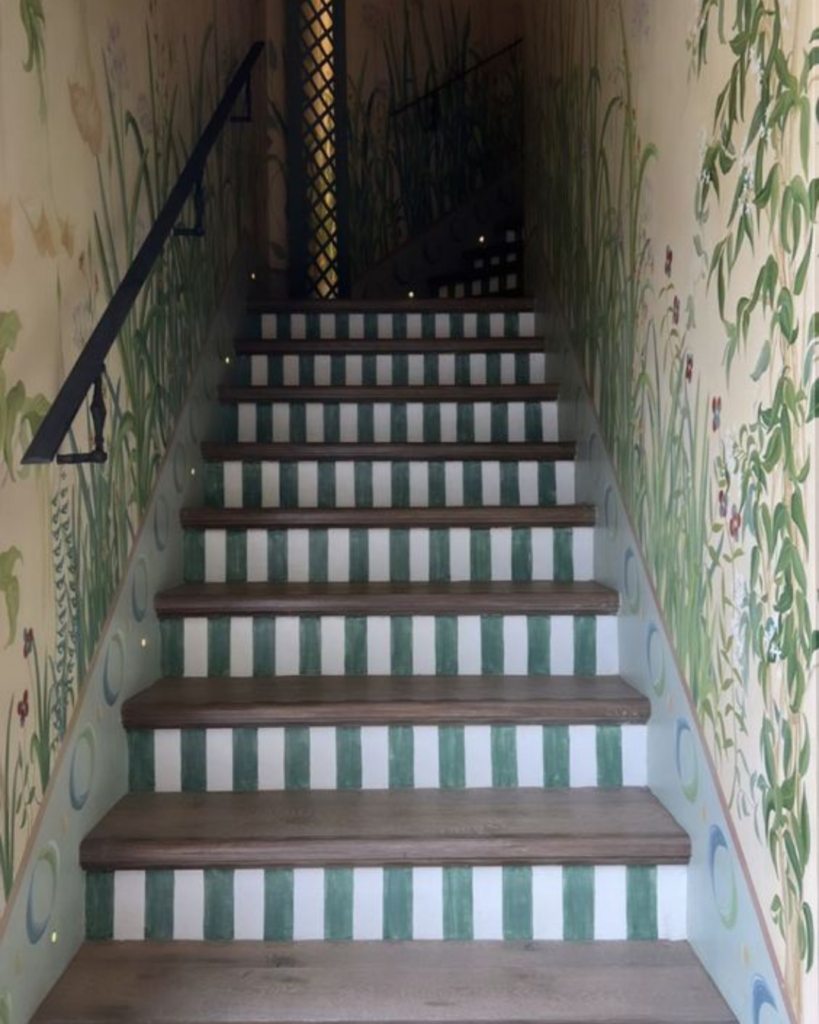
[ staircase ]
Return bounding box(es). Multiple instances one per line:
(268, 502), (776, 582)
(33, 298), (735, 1024)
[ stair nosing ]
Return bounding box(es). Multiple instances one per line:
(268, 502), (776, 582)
(218, 384), (559, 404)
(201, 442), (577, 463)
(234, 337), (547, 354)
(247, 298), (535, 314)
(180, 506), (597, 529)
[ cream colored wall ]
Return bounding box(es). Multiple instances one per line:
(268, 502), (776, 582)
(0, 0), (263, 927)
(524, 2), (817, 1020)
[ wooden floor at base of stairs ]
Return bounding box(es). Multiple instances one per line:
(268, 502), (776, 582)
(122, 675), (650, 729)
(80, 788), (689, 870)
(31, 941), (737, 1024)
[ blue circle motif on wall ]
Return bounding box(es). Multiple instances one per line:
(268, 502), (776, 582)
(153, 495), (170, 552)
(674, 719), (699, 802)
(131, 557), (149, 623)
(646, 624), (666, 696)
(752, 976), (779, 1024)
(708, 825), (738, 929)
(26, 842), (59, 944)
(102, 631), (125, 707)
(69, 726), (96, 811)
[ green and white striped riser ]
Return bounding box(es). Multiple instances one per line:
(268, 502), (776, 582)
(204, 460), (576, 510)
(127, 722), (647, 794)
(436, 274), (520, 300)
(244, 311), (536, 341)
(160, 615), (619, 679)
(222, 400), (559, 444)
(87, 864), (686, 943)
(234, 351), (549, 387)
(184, 526), (595, 584)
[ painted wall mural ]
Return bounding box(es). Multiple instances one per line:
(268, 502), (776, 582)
(524, 1), (817, 1020)
(0, 0), (264, 928)
(345, 0), (523, 280)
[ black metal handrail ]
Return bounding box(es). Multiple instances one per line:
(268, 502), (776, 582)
(389, 37), (522, 119)
(23, 40), (265, 466)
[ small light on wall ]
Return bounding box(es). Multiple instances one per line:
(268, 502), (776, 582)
(224, 356), (232, 366)
(408, 290), (416, 299)
(140, 637), (148, 649)
(50, 931), (58, 945)
(478, 235), (486, 245)
(190, 467), (197, 477)
(250, 272), (257, 281)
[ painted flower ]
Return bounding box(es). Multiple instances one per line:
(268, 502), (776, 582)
(685, 354), (694, 382)
(664, 245), (673, 277)
(711, 397), (722, 431)
(672, 296), (681, 326)
(729, 506), (742, 540)
(27, 207), (57, 258)
(0, 201), (13, 269)
(718, 490), (728, 517)
(59, 217), (75, 258)
(69, 80), (103, 156)
(23, 628), (34, 658)
(17, 690), (29, 727)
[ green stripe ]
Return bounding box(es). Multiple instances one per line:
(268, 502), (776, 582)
(512, 529), (532, 582)
(309, 529), (329, 583)
(226, 530), (247, 583)
(265, 869), (294, 940)
(331, 355), (345, 384)
(145, 870), (174, 940)
(358, 403), (375, 443)
(244, 463), (262, 508)
(300, 353), (315, 385)
(346, 617), (367, 674)
(486, 352), (501, 386)
(181, 729), (206, 792)
(208, 618), (230, 676)
(481, 616), (504, 674)
(257, 405), (272, 443)
(204, 869), (234, 940)
(491, 403), (508, 443)
(205, 465), (224, 508)
(391, 403), (407, 443)
(503, 866), (533, 940)
(554, 530), (573, 582)
(86, 872), (114, 940)
(539, 463), (557, 504)
(389, 726), (414, 788)
(300, 618), (321, 675)
(393, 354), (408, 385)
(443, 867), (473, 940)
(597, 726), (623, 788)
(285, 727), (310, 790)
(424, 352), (438, 384)
(290, 404), (306, 443)
(318, 463), (336, 508)
(515, 352), (529, 385)
(525, 402), (543, 441)
(500, 463), (519, 505)
(324, 404), (340, 444)
(234, 728), (258, 792)
(161, 620), (184, 677)
(543, 726), (569, 787)
(627, 866), (658, 940)
(350, 529), (369, 583)
(424, 404), (441, 443)
(457, 404), (475, 443)
(436, 617), (458, 675)
(337, 727), (362, 789)
(279, 464), (298, 509)
(184, 531), (205, 583)
(253, 618), (275, 676)
(392, 463), (410, 507)
(563, 867), (594, 940)
(268, 531), (287, 583)
(430, 530), (450, 583)
(325, 869), (354, 940)
(355, 463), (373, 508)
(471, 530), (491, 581)
(492, 726), (518, 787)
(390, 528), (410, 582)
(574, 617), (597, 675)
(429, 463), (446, 507)
(463, 462), (483, 506)
(528, 616), (551, 675)
(455, 353), (470, 385)
(383, 868), (413, 940)
(439, 726), (465, 788)
(391, 617), (413, 674)
(128, 730), (154, 793)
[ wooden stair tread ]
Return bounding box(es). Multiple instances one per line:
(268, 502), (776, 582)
(202, 442), (576, 463)
(123, 675), (650, 729)
(155, 581), (620, 617)
(32, 941), (736, 1024)
(180, 506), (597, 529)
(248, 297), (535, 314)
(80, 789), (689, 869)
(235, 337), (545, 355)
(219, 384), (559, 403)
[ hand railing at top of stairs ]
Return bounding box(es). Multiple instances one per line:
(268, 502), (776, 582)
(22, 40), (265, 468)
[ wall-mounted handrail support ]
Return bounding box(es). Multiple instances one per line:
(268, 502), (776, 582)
(174, 175), (206, 238)
(22, 39), (265, 467)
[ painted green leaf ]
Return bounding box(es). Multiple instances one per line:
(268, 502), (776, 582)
(0, 312), (21, 361)
(809, 380), (818, 423)
(0, 547), (22, 647)
(750, 340), (771, 381)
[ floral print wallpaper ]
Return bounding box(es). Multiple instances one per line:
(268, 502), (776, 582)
(0, 0), (264, 925)
(524, 1), (817, 1020)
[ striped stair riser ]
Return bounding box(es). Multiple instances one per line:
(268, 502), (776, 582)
(160, 615), (619, 679)
(184, 527), (595, 585)
(87, 864), (687, 943)
(205, 461), (576, 510)
(437, 275), (520, 300)
(223, 401), (559, 445)
(473, 253), (520, 271)
(245, 311), (536, 342)
(128, 723), (648, 794)
(233, 352), (550, 388)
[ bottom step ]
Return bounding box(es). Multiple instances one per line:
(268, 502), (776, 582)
(33, 941), (736, 1023)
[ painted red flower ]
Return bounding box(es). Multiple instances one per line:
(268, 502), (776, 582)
(729, 506), (742, 540)
(665, 246), (673, 277)
(23, 628), (34, 659)
(685, 354), (694, 382)
(718, 490), (728, 517)
(672, 296), (681, 326)
(712, 397), (722, 431)
(17, 690), (29, 727)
